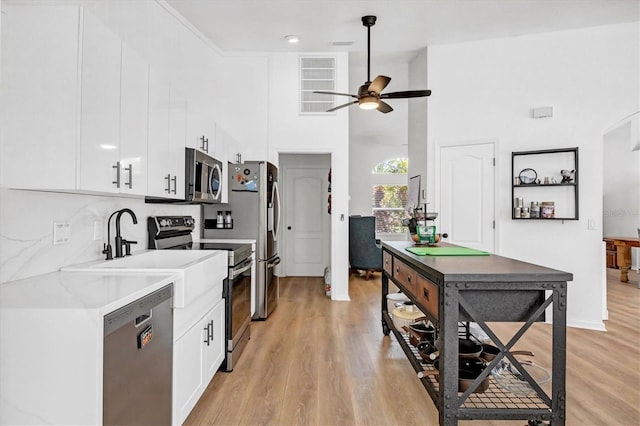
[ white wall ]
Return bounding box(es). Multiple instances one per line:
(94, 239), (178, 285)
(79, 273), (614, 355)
(427, 23), (639, 330)
(408, 48), (429, 202)
(267, 52), (350, 300)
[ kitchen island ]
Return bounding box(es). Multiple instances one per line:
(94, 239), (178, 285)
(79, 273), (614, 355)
(381, 241), (572, 426)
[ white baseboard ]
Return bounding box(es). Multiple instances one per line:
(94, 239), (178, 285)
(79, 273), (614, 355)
(567, 318), (607, 331)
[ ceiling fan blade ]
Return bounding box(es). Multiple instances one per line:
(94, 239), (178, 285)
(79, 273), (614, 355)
(380, 89), (432, 99)
(313, 91), (357, 98)
(368, 75), (391, 94)
(377, 101), (393, 114)
(326, 100), (358, 112)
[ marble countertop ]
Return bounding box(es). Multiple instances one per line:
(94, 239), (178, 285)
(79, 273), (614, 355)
(0, 270), (176, 315)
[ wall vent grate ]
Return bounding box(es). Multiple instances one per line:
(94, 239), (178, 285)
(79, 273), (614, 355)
(300, 57), (336, 114)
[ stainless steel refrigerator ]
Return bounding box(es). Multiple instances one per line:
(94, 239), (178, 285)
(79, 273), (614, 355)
(203, 161), (281, 319)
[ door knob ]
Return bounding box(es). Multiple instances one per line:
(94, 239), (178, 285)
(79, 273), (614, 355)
(287, 226), (292, 230)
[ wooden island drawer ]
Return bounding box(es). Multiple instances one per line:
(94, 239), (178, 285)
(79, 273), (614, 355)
(416, 274), (439, 320)
(393, 258), (417, 297)
(383, 251), (393, 275)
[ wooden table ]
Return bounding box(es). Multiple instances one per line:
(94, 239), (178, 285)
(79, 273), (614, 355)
(604, 236), (640, 283)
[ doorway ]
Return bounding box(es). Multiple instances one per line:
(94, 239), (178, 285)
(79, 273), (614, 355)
(437, 142), (495, 252)
(602, 113), (640, 319)
(279, 154), (331, 277)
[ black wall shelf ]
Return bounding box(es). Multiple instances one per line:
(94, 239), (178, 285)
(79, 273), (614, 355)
(511, 147), (579, 221)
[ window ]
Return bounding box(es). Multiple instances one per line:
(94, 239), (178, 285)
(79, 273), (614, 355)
(299, 57), (336, 114)
(372, 158), (408, 234)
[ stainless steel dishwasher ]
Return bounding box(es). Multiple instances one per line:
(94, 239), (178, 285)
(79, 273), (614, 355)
(103, 284), (173, 425)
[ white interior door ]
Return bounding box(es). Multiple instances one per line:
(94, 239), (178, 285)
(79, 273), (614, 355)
(284, 168), (330, 276)
(439, 143), (495, 252)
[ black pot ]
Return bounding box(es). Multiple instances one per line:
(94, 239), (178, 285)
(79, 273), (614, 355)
(432, 358), (489, 393)
(435, 338), (483, 358)
(409, 321), (436, 342)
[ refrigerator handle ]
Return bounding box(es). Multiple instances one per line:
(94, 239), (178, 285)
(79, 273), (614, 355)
(273, 181), (281, 241)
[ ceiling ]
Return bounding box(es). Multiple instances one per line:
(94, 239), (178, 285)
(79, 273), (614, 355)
(168, 0), (638, 62)
(167, 0), (639, 146)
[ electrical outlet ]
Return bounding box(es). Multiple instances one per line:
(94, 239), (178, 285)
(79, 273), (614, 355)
(93, 220), (103, 241)
(587, 219), (596, 230)
(53, 222), (71, 245)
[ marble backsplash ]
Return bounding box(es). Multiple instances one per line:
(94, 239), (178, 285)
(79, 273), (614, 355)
(0, 188), (201, 284)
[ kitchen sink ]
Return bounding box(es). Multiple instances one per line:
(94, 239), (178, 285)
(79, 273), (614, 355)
(85, 250), (215, 270)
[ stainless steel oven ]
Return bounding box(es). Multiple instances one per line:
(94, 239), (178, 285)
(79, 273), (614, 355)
(148, 216), (253, 372)
(222, 249), (253, 371)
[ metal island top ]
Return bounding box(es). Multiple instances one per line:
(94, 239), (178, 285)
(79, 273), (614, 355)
(381, 241), (573, 426)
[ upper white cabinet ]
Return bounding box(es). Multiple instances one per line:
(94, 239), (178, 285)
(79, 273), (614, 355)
(186, 97), (216, 155)
(169, 86), (187, 199)
(79, 12), (150, 196)
(1, 5), (81, 190)
(78, 10), (122, 193)
(119, 43), (149, 195)
(147, 69), (173, 198)
(1, 5), (151, 196)
(147, 70), (186, 200)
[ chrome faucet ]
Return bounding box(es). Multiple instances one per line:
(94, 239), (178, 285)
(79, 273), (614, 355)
(102, 208), (138, 260)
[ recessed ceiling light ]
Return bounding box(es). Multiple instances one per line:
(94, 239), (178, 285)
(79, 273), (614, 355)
(285, 35), (299, 44)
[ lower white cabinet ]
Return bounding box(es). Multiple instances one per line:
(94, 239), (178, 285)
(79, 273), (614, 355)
(173, 297), (225, 425)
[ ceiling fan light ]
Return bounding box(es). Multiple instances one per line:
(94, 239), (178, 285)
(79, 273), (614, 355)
(359, 96), (379, 110)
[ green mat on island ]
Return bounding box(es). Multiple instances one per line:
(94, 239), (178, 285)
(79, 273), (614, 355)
(405, 246), (490, 256)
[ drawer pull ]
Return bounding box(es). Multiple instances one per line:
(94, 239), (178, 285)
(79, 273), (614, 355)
(423, 288), (430, 300)
(396, 267), (400, 273)
(407, 276), (411, 283)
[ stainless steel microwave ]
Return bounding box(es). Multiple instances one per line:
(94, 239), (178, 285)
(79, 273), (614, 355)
(185, 147), (223, 203)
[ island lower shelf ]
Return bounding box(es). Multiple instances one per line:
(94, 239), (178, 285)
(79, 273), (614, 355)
(383, 311), (553, 421)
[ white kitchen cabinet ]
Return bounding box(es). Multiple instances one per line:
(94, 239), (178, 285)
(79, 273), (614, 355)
(1, 5), (80, 190)
(147, 68), (172, 197)
(169, 86), (187, 199)
(1, 5), (150, 196)
(118, 43), (149, 195)
(186, 98), (216, 154)
(79, 13), (150, 196)
(174, 298), (225, 425)
(147, 68), (186, 200)
(78, 10), (122, 193)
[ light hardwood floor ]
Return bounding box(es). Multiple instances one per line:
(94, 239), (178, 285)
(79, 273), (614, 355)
(185, 269), (640, 426)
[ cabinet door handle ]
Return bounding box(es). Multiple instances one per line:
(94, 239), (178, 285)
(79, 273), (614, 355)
(112, 161), (121, 188)
(124, 164), (133, 188)
(423, 288), (430, 301)
(203, 321), (214, 346)
(171, 175), (177, 194)
(407, 275), (412, 283)
(203, 323), (210, 346)
(165, 174), (171, 193)
(200, 135), (208, 152)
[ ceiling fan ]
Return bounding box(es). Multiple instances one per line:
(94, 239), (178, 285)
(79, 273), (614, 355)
(314, 15), (431, 114)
